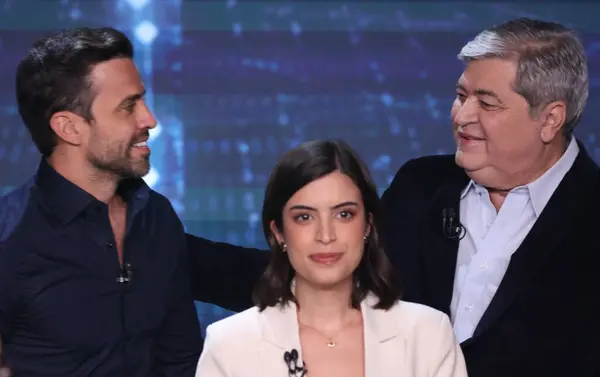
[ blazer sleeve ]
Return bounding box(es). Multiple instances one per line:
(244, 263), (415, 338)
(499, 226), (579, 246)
(185, 234), (270, 312)
(429, 313), (468, 377)
(380, 159), (429, 303)
(195, 325), (231, 377)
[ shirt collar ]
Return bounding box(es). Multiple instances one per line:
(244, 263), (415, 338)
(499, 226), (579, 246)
(460, 180), (477, 200)
(527, 137), (579, 216)
(34, 159), (150, 225)
(460, 138), (579, 217)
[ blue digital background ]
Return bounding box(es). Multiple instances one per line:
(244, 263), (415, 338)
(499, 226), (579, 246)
(0, 0), (598, 333)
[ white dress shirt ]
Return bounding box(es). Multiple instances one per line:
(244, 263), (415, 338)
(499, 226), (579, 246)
(450, 138), (579, 343)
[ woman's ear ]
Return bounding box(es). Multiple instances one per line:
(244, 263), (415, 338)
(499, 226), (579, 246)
(270, 220), (285, 245)
(365, 213), (373, 238)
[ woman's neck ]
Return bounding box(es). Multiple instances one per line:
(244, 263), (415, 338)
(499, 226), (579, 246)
(294, 278), (361, 333)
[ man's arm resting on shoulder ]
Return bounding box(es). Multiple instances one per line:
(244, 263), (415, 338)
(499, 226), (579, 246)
(152, 221), (204, 377)
(185, 234), (269, 312)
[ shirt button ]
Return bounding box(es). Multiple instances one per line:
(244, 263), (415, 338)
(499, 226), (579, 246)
(465, 304), (474, 312)
(479, 262), (488, 270)
(106, 243), (114, 249)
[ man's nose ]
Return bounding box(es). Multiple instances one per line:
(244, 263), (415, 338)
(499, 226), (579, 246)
(138, 101), (157, 130)
(453, 98), (479, 126)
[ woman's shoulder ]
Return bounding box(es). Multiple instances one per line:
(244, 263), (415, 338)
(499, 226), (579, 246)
(206, 307), (260, 351)
(385, 299), (452, 332)
(205, 306), (263, 344)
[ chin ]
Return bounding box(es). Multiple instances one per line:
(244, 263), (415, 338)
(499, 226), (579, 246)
(118, 165), (150, 180)
(455, 150), (486, 171)
(301, 272), (353, 291)
(131, 160), (151, 176)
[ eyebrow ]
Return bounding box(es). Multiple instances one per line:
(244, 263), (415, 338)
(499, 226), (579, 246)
(456, 84), (503, 104)
(118, 89), (146, 108)
(288, 201), (359, 211)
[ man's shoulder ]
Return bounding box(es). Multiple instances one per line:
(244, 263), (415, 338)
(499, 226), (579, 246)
(146, 188), (174, 210)
(0, 177), (36, 243)
(142, 187), (181, 221)
(384, 154), (464, 198)
(396, 154), (461, 182)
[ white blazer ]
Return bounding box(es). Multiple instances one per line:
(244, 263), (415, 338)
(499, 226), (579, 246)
(195, 293), (468, 377)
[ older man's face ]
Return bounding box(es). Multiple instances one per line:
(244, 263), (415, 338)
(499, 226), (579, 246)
(450, 58), (548, 190)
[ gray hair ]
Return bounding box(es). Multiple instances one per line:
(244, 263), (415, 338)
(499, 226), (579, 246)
(458, 18), (588, 138)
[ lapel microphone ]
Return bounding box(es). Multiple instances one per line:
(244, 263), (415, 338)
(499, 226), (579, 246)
(283, 349), (307, 377)
(116, 263), (133, 284)
(442, 207), (466, 240)
(431, 175), (468, 241)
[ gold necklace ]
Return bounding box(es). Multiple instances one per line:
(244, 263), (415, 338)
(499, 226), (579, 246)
(298, 319), (358, 348)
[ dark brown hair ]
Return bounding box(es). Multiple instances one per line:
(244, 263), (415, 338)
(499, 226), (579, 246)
(16, 27), (134, 157)
(252, 140), (400, 311)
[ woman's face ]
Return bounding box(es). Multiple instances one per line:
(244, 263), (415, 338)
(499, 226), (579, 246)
(271, 171), (371, 290)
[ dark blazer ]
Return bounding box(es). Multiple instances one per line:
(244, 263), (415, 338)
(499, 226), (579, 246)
(187, 141), (600, 377)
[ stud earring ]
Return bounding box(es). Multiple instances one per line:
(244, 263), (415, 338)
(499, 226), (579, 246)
(281, 243), (288, 252)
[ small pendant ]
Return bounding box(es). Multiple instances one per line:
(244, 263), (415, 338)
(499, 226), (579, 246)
(327, 340), (336, 348)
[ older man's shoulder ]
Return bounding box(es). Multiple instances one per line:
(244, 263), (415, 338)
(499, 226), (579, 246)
(385, 154), (464, 195)
(399, 154), (461, 180)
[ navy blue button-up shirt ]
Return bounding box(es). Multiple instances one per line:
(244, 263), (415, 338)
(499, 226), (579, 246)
(0, 160), (203, 376)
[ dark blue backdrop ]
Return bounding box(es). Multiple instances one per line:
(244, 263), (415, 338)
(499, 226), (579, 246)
(0, 0), (598, 331)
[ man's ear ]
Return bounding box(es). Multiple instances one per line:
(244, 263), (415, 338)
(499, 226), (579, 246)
(539, 101), (566, 144)
(49, 111), (86, 146)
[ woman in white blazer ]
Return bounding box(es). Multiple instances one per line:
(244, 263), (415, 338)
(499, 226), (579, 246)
(196, 140), (467, 377)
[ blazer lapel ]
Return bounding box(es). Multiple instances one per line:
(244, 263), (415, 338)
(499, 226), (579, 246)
(422, 170), (470, 315)
(256, 294), (413, 377)
(362, 294), (404, 377)
(258, 302), (305, 377)
(471, 143), (599, 340)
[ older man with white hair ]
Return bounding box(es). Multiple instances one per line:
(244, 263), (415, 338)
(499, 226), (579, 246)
(185, 18), (600, 377)
(380, 17), (598, 377)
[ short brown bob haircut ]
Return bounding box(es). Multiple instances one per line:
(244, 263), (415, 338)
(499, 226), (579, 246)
(252, 140), (401, 311)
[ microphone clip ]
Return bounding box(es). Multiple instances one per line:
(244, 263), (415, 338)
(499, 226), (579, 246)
(283, 349), (307, 377)
(442, 207), (466, 240)
(116, 263), (133, 284)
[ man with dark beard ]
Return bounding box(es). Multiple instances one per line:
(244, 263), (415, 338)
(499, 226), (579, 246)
(0, 28), (202, 376)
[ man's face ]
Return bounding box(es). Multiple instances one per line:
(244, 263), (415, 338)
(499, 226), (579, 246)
(450, 58), (548, 189)
(82, 57), (156, 179)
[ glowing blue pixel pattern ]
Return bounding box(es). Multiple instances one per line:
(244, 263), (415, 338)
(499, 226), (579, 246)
(0, 0), (599, 330)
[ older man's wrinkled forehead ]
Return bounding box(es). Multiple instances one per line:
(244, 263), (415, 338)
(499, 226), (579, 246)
(458, 58), (522, 103)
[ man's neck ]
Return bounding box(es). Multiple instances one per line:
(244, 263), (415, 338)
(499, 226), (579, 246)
(487, 140), (569, 211)
(47, 152), (118, 204)
(294, 278), (361, 333)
